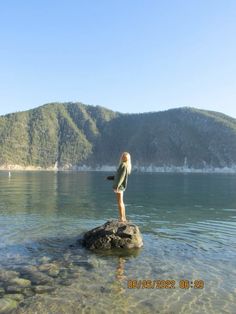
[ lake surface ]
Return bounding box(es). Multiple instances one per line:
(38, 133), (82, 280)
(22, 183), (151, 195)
(0, 171), (236, 313)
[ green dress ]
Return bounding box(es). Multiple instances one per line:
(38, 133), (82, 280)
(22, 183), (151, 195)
(112, 162), (128, 192)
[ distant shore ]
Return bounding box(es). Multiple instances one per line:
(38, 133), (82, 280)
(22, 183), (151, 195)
(1, 164), (236, 173)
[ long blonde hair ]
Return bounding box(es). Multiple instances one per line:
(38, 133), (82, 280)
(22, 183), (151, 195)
(119, 152), (132, 174)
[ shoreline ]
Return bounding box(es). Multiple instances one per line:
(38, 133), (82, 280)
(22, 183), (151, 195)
(1, 164), (236, 174)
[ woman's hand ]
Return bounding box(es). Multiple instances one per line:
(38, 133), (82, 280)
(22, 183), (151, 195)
(107, 175), (115, 180)
(113, 188), (119, 193)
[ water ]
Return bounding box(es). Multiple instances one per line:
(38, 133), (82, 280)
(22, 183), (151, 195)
(0, 171), (236, 313)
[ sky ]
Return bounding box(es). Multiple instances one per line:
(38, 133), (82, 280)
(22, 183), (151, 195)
(0, 0), (236, 117)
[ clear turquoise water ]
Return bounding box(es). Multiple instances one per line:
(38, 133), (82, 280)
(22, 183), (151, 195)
(0, 171), (236, 313)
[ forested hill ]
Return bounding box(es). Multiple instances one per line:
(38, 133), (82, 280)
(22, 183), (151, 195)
(0, 102), (236, 170)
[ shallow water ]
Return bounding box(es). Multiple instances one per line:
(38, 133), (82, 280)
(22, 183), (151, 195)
(0, 171), (236, 313)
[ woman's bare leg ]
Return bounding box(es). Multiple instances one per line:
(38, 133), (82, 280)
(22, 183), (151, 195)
(116, 192), (126, 222)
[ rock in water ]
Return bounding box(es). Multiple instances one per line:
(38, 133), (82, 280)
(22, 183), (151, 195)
(0, 297), (18, 314)
(82, 219), (143, 250)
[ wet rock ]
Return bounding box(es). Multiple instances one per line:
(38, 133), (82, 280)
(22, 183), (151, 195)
(9, 278), (31, 287)
(38, 263), (60, 277)
(0, 297), (18, 313)
(38, 263), (53, 272)
(58, 269), (68, 280)
(5, 286), (25, 294)
(33, 285), (56, 294)
(4, 293), (24, 302)
(72, 260), (93, 270)
(20, 268), (54, 285)
(20, 265), (38, 273)
(28, 272), (54, 285)
(38, 256), (51, 264)
(22, 288), (34, 298)
(82, 219), (143, 250)
(47, 268), (59, 277)
(0, 270), (19, 283)
(57, 279), (72, 286)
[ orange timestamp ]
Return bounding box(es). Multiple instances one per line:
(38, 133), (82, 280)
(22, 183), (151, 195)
(127, 279), (204, 289)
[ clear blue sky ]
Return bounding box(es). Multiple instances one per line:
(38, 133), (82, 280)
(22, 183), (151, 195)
(0, 0), (236, 117)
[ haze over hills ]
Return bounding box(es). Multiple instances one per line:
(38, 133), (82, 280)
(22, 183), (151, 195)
(0, 102), (236, 172)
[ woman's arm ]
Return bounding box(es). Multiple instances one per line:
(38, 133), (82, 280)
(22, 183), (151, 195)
(113, 163), (127, 190)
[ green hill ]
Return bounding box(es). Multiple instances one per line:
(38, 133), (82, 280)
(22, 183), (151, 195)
(0, 102), (236, 170)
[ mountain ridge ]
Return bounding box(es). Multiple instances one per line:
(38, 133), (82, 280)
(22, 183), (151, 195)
(0, 102), (236, 172)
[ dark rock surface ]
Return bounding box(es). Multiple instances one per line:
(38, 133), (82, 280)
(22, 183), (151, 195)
(82, 219), (143, 250)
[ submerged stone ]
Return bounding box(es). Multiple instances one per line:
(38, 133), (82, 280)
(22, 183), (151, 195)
(38, 256), (51, 264)
(0, 297), (18, 314)
(82, 219), (143, 250)
(22, 288), (34, 298)
(4, 293), (24, 302)
(57, 279), (72, 286)
(33, 285), (56, 294)
(5, 286), (25, 294)
(38, 263), (60, 277)
(0, 270), (19, 283)
(9, 278), (31, 287)
(21, 266), (38, 273)
(20, 268), (54, 285)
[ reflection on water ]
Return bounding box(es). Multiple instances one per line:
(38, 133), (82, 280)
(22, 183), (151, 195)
(116, 257), (126, 281)
(0, 171), (236, 313)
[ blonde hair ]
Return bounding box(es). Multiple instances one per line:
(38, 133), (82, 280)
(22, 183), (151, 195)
(119, 152), (132, 174)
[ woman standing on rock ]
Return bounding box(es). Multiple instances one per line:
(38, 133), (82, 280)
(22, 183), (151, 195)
(112, 152), (132, 222)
